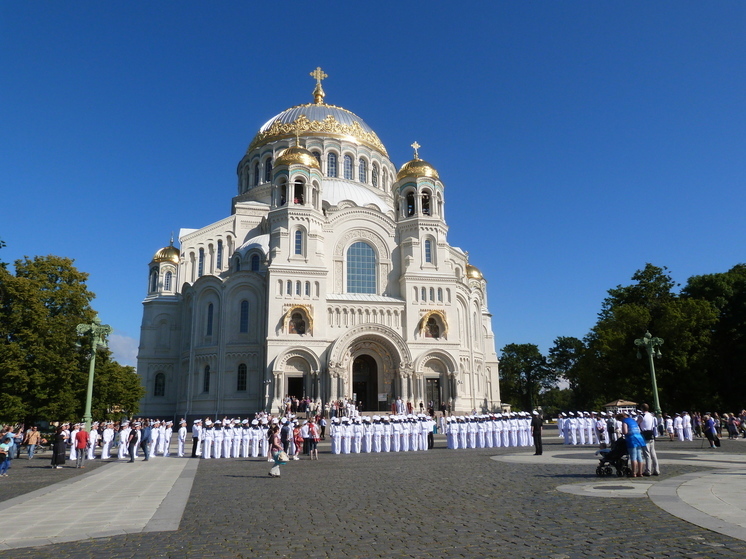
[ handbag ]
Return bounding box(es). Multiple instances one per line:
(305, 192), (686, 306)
(277, 451), (289, 462)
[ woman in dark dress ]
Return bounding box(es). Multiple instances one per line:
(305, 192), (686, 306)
(51, 425), (67, 469)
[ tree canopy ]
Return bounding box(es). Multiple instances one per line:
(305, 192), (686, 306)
(0, 254), (143, 424)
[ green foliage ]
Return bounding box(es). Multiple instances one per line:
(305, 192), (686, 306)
(499, 343), (557, 410)
(681, 264), (746, 410)
(90, 348), (144, 419)
(538, 387), (574, 416)
(0, 255), (141, 423)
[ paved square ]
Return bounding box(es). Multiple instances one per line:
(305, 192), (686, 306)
(1, 438), (746, 558)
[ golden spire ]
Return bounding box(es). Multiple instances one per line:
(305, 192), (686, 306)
(310, 66), (328, 105)
(411, 141), (421, 160)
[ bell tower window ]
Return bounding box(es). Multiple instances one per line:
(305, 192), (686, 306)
(293, 180), (304, 204)
(406, 192), (415, 217)
(424, 239), (432, 263)
(422, 192), (431, 215)
(164, 271), (172, 291)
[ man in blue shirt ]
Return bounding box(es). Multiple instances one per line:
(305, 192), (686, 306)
(139, 420), (152, 461)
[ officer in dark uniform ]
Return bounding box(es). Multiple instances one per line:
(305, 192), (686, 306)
(531, 411), (543, 455)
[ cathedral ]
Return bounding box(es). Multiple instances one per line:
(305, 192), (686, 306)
(137, 69), (501, 420)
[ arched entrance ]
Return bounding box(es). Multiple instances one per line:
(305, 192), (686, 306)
(352, 354), (378, 411)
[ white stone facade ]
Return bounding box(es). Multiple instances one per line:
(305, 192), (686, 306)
(137, 91), (500, 419)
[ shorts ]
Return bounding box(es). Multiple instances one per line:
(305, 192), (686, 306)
(628, 445), (643, 462)
(309, 440), (318, 451)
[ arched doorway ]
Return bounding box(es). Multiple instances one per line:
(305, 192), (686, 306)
(352, 355), (378, 411)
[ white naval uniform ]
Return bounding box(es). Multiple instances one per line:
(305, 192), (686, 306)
(178, 425), (187, 456)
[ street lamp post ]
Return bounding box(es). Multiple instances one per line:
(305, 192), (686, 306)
(77, 316), (113, 431)
(634, 331), (664, 415)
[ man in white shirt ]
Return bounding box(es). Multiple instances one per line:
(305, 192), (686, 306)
(637, 403), (660, 476)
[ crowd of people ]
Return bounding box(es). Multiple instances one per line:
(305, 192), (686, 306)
(1, 403), (742, 479)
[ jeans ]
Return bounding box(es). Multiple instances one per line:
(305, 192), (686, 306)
(76, 451), (86, 468)
(0, 458), (8, 475)
(27, 444), (36, 459)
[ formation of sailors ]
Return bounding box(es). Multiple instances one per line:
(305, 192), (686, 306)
(556, 411), (613, 446)
(443, 412), (539, 449)
(328, 414), (436, 454)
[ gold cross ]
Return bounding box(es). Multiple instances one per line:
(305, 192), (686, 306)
(294, 121), (302, 146)
(310, 67), (328, 104)
(310, 66), (328, 86)
(411, 141), (421, 159)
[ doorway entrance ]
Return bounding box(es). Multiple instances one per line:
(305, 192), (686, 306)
(352, 354), (378, 411)
(425, 378), (441, 411)
(287, 377), (304, 399)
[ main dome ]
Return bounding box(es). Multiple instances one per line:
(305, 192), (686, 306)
(247, 103), (388, 157)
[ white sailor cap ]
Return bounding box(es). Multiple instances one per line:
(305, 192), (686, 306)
(134, 422), (142, 426)
(532, 411), (539, 415)
(242, 419), (249, 424)
(205, 419), (213, 426)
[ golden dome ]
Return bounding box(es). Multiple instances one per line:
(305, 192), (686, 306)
(465, 264), (484, 280)
(275, 146), (320, 169)
(153, 245), (180, 264)
(397, 158), (440, 181)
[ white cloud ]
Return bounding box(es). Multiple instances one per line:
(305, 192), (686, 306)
(108, 332), (139, 367)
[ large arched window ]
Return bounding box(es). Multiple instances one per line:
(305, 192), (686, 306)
(154, 372), (165, 397)
(372, 164), (379, 188)
(327, 153), (338, 177)
(237, 364), (247, 391)
(253, 162), (259, 186)
(206, 303), (214, 336)
(424, 239), (433, 263)
(239, 300), (249, 333)
(294, 230), (303, 255)
(347, 241), (376, 294)
(264, 157), (273, 182)
(164, 271), (172, 291)
(358, 159), (367, 183)
(312, 151), (321, 166)
(203, 365), (210, 393)
(343, 155), (353, 180)
(250, 254), (260, 271)
(198, 248), (205, 277)
(216, 240), (223, 269)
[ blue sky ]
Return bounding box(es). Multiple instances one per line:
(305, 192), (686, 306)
(2, 2), (744, 367)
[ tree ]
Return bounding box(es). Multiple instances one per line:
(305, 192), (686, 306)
(89, 348), (144, 419)
(682, 264), (746, 410)
(499, 343), (558, 410)
(0, 255), (141, 423)
(576, 264), (717, 412)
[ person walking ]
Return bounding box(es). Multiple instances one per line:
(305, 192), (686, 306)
(0, 436), (11, 476)
(23, 426), (42, 459)
(268, 425), (285, 477)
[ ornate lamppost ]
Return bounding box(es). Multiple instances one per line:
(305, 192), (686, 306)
(634, 331), (664, 415)
(77, 316), (112, 431)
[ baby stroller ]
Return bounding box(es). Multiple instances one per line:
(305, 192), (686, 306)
(595, 437), (631, 477)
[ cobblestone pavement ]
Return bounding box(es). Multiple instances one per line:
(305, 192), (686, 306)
(1, 436), (745, 558)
